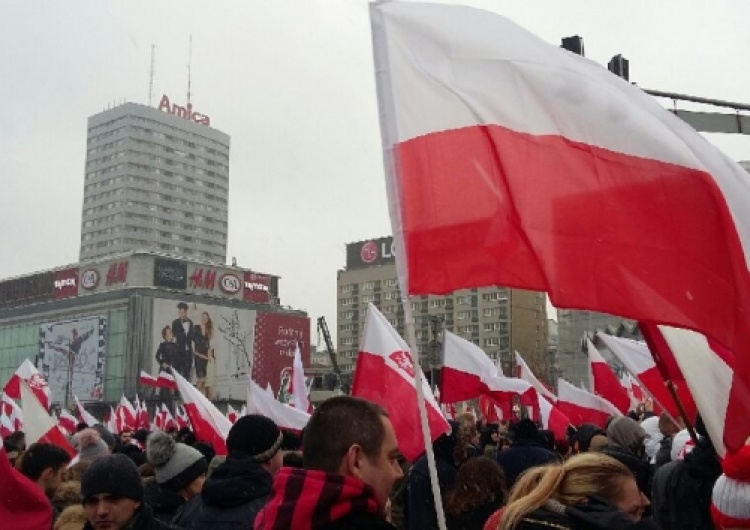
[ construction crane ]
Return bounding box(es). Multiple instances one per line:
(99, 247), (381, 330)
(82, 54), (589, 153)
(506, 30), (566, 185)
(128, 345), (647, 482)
(316, 316), (342, 391)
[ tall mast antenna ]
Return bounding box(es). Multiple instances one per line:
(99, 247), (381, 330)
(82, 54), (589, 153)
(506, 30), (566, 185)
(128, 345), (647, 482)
(187, 35), (193, 106)
(148, 44), (156, 106)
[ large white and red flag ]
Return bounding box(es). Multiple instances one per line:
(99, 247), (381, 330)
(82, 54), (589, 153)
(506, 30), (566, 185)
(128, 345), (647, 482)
(515, 352), (557, 404)
(115, 396), (137, 433)
(247, 378), (310, 432)
(3, 359), (50, 411)
(639, 324), (741, 457)
(135, 395), (150, 430)
(556, 379), (622, 429)
(175, 403), (190, 430)
(289, 343), (310, 412)
(139, 370), (177, 390)
(441, 330), (536, 406)
(0, 433), (54, 527)
(370, 2), (750, 451)
(105, 406), (118, 434)
(586, 339), (630, 414)
(172, 369), (231, 455)
(351, 303), (450, 461)
(74, 395), (98, 427)
(597, 333), (695, 422)
(20, 382), (75, 457)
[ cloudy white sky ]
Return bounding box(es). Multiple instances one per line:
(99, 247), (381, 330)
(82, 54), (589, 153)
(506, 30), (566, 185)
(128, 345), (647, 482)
(2, 1), (750, 345)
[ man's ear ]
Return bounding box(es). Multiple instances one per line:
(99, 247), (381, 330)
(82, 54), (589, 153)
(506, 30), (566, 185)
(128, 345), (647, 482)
(342, 444), (364, 479)
(39, 467), (54, 483)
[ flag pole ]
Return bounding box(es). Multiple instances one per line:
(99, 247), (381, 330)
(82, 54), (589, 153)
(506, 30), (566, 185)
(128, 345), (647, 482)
(664, 379), (699, 446)
(401, 295), (449, 530)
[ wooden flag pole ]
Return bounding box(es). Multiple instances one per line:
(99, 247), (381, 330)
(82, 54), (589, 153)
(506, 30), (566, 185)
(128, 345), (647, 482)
(665, 379), (699, 446)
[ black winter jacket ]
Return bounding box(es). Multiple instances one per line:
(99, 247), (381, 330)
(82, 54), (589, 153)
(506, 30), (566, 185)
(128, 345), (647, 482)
(599, 444), (652, 499)
(143, 480), (185, 523)
(495, 439), (559, 488)
(179, 456), (273, 530)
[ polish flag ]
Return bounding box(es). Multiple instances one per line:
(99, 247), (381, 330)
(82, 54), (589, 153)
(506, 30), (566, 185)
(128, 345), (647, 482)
(116, 396), (137, 433)
(239, 404), (247, 418)
(434, 388), (457, 421)
(247, 378), (310, 432)
(20, 382), (75, 457)
(478, 395), (502, 424)
(538, 395), (572, 440)
(135, 396), (150, 430)
(175, 404), (190, 430)
(139, 370), (177, 390)
(158, 404), (177, 432)
(74, 396), (98, 427)
(370, 2), (750, 450)
(515, 352), (557, 404)
(0, 414), (14, 438)
(641, 325), (742, 457)
(1, 393), (23, 433)
(226, 404), (239, 424)
(556, 379), (622, 428)
(351, 303), (450, 461)
(57, 409), (78, 435)
(0, 433), (54, 527)
(3, 359), (50, 411)
(586, 339), (630, 414)
(172, 369), (231, 455)
(105, 406), (118, 434)
(620, 374), (641, 412)
(290, 343), (310, 412)
(597, 333), (695, 422)
(629, 374), (645, 403)
(441, 330), (537, 406)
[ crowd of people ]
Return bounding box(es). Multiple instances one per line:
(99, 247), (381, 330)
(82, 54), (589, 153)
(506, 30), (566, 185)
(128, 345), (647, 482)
(4, 397), (749, 530)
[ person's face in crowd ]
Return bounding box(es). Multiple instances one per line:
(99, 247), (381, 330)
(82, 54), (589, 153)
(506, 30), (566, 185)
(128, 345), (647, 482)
(165, 328), (173, 342)
(178, 307), (188, 319)
(490, 431), (500, 444)
(201, 312), (209, 325)
(41, 465), (66, 498)
(615, 477), (649, 522)
(84, 494), (140, 530)
(120, 431), (132, 444)
(357, 416), (404, 510)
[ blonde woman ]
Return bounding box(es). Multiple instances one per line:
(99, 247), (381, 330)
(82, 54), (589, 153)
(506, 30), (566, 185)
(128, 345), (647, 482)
(498, 453), (656, 530)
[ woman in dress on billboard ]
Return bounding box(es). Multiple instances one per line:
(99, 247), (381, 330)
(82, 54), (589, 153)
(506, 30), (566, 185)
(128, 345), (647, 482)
(193, 312), (215, 398)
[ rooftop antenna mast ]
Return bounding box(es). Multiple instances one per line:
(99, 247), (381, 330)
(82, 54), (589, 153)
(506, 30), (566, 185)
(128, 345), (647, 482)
(187, 35), (193, 107)
(148, 44), (156, 106)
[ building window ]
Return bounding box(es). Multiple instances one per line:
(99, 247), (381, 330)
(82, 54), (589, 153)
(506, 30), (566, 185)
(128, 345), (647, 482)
(482, 292), (507, 302)
(362, 281), (376, 290)
(484, 337), (500, 346)
(386, 278), (398, 287)
(341, 284), (355, 293)
(340, 297), (356, 306)
(457, 310), (472, 320)
(430, 299), (446, 308)
(340, 310), (355, 320)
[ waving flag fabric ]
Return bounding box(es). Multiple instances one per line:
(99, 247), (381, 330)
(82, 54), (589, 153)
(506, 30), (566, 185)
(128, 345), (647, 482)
(247, 378), (310, 432)
(351, 303), (450, 461)
(556, 379), (622, 428)
(586, 339), (630, 414)
(21, 382), (75, 457)
(370, 1), (750, 450)
(0, 433), (54, 527)
(441, 331), (536, 406)
(3, 359), (50, 411)
(515, 352), (557, 404)
(597, 333), (695, 422)
(172, 370), (231, 455)
(290, 344), (310, 412)
(74, 396), (98, 427)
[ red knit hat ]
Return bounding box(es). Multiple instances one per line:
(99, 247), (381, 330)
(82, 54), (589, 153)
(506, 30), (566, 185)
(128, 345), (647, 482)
(712, 445), (750, 528)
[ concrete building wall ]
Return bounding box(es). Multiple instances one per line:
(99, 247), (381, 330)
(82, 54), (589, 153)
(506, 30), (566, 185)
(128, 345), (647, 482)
(80, 102), (230, 264)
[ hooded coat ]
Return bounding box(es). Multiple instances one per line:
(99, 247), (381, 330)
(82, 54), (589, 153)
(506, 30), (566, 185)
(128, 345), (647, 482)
(178, 456), (273, 530)
(600, 417), (652, 499)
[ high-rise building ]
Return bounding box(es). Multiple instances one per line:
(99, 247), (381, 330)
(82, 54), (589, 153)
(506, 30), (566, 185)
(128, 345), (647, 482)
(80, 96), (230, 263)
(337, 237), (549, 381)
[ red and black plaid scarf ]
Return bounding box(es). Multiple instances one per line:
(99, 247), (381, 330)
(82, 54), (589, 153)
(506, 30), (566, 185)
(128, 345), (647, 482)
(254, 467), (381, 530)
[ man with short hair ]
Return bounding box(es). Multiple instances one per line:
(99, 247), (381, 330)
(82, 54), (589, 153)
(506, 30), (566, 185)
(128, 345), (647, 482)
(255, 396), (402, 530)
(81, 453), (175, 529)
(171, 302), (194, 380)
(18, 442), (71, 501)
(180, 414), (284, 529)
(495, 418), (559, 488)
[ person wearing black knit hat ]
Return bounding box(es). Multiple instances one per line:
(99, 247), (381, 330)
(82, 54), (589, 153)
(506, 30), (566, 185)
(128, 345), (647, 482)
(179, 414), (283, 530)
(81, 453), (174, 530)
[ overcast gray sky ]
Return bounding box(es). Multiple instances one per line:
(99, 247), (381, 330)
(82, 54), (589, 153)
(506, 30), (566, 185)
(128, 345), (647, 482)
(2, 1), (750, 346)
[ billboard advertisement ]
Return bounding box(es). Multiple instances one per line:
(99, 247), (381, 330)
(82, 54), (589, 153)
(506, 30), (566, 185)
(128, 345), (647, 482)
(154, 258), (188, 290)
(150, 299), (258, 401)
(252, 313), (310, 395)
(345, 236), (396, 269)
(38, 316), (107, 404)
(54, 268), (79, 299)
(243, 272), (271, 303)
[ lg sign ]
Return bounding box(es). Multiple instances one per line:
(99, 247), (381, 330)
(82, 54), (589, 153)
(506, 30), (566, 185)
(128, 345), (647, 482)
(347, 237), (396, 269)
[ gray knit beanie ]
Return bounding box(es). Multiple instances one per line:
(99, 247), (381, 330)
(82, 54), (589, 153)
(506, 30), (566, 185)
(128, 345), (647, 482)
(74, 428), (110, 463)
(146, 430), (207, 491)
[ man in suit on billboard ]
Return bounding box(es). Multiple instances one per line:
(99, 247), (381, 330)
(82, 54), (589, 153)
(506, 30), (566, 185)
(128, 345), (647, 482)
(172, 302), (195, 380)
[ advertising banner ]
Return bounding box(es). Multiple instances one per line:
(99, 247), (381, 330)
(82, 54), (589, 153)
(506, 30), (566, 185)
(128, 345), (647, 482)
(38, 316), (107, 404)
(243, 272), (271, 303)
(345, 236), (396, 269)
(252, 313), (310, 396)
(150, 299), (257, 401)
(154, 258), (188, 290)
(54, 268), (79, 299)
